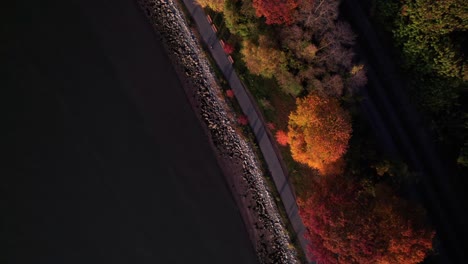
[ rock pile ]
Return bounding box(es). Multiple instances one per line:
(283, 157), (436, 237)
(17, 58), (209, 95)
(136, 0), (299, 263)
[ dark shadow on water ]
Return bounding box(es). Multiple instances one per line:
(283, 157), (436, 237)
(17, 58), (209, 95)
(2, 0), (258, 263)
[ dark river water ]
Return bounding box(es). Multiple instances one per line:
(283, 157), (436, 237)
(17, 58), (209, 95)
(2, 0), (257, 263)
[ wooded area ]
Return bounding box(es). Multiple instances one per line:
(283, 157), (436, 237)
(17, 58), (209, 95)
(376, 0), (467, 169)
(194, 0), (467, 262)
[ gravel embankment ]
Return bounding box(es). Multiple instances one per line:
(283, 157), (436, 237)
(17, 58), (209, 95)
(136, 0), (299, 263)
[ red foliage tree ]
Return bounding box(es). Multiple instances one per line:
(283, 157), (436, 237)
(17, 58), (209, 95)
(275, 130), (289, 146)
(237, 115), (249, 125)
(252, 0), (299, 25)
(298, 176), (434, 263)
(226, 89), (235, 98)
(223, 42), (235, 54)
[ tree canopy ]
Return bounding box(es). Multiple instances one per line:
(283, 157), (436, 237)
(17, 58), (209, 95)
(394, 0), (468, 79)
(241, 36), (287, 78)
(252, 0), (299, 25)
(224, 0), (260, 39)
(299, 176), (434, 263)
(196, 0), (225, 12)
(288, 94), (352, 171)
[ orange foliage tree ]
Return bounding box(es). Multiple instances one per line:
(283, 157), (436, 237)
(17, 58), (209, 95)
(298, 176), (434, 263)
(252, 0), (299, 25)
(288, 94), (352, 171)
(275, 130), (289, 146)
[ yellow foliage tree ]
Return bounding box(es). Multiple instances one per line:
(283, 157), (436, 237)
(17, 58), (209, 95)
(196, 0), (224, 12)
(241, 36), (287, 78)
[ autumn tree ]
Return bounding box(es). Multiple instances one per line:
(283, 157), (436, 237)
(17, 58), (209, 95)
(275, 68), (303, 96)
(226, 89), (235, 98)
(237, 115), (249, 125)
(223, 42), (235, 54)
(298, 176), (434, 263)
(321, 74), (344, 97)
(315, 36), (355, 72)
(252, 0), (299, 25)
(298, 43), (318, 62)
(224, 0), (260, 39)
(333, 21), (357, 46)
(293, 0), (340, 34)
(241, 36), (287, 78)
(275, 130), (289, 146)
(280, 25), (308, 50)
(242, 35), (303, 95)
(196, 0), (224, 12)
(280, 25), (319, 63)
(298, 66), (326, 86)
(278, 0), (358, 95)
(288, 93), (352, 171)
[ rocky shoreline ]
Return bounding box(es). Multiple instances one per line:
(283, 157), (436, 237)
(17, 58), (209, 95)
(135, 0), (299, 263)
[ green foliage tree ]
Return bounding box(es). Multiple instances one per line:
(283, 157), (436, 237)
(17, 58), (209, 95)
(224, 0), (260, 39)
(377, 0), (468, 168)
(393, 0), (468, 80)
(275, 68), (303, 96)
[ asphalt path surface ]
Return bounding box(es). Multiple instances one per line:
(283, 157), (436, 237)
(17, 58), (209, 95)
(2, 0), (258, 263)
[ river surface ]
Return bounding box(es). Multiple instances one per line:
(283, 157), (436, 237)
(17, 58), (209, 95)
(3, 0), (257, 263)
